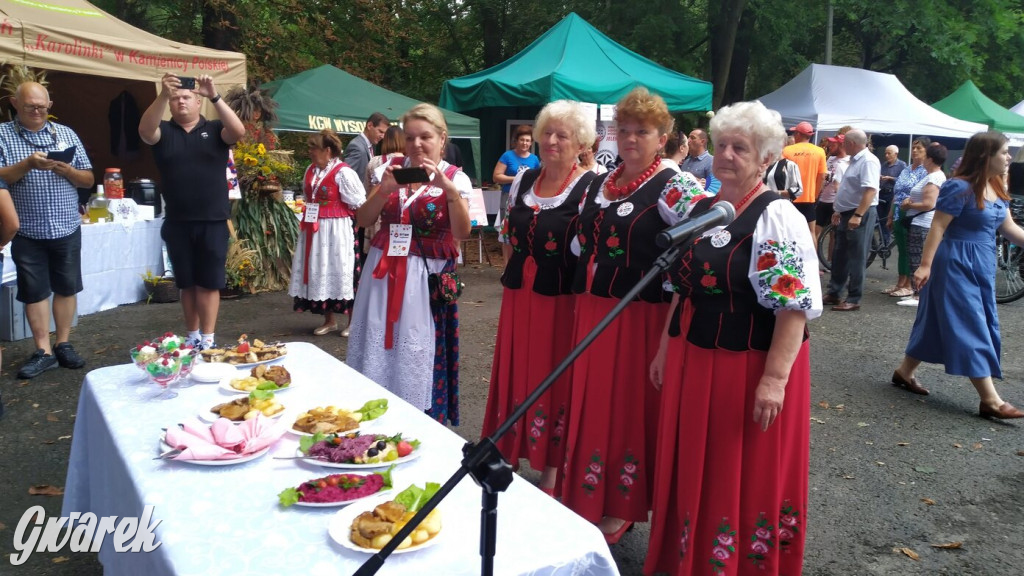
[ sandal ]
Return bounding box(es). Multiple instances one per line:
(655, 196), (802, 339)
(889, 287), (914, 298)
(881, 285), (899, 294)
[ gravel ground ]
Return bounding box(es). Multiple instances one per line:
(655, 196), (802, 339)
(1, 234), (1023, 575)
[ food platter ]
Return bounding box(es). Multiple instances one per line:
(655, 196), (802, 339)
(296, 448), (421, 470)
(158, 437), (270, 466)
(198, 397), (285, 424)
(287, 424), (360, 438)
(200, 354), (285, 369)
(219, 374), (296, 394)
(328, 495), (443, 554)
(294, 488), (392, 508)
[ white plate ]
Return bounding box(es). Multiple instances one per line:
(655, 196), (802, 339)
(328, 495), (443, 553)
(219, 374), (296, 394)
(296, 440), (422, 469)
(190, 362), (240, 383)
(159, 437), (270, 466)
(288, 424), (361, 437)
(199, 397), (285, 424)
(199, 349), (287, 368)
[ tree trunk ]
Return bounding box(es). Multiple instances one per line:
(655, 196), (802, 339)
(722, 3), (755, 105)
(477, 0), (505, 67)
(708, 0), (749, 109)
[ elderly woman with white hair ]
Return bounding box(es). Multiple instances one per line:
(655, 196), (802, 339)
(481, 100), (598, 493)
(646, 101), (822, 576)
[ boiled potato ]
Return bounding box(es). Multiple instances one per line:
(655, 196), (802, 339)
(396, 536), (412, 550)
(421, 509), (442, 535)
(411, 529), (429, 544)
(371, 534), (392, 549)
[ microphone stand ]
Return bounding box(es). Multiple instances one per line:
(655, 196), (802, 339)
(355, 243), (683, 576)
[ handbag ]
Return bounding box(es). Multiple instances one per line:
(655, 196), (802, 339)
(412, 225), (463, 305)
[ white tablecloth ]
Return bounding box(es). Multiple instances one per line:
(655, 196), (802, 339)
(62, 342), (619, 576)
(79, 219), (165, 316)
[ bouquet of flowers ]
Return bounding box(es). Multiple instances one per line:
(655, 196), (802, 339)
(233, 141), (294, 195)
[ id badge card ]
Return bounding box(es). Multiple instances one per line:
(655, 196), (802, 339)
(387, 224), (413, 256)
(303, 202), (320, 223)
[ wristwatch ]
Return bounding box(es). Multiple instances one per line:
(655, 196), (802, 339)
(853, 212), (864, 218)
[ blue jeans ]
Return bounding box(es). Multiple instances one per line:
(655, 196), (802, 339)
(828, 209), (877, 304)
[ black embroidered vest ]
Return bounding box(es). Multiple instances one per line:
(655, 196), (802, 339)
(501, 169), (596, 295)
(673, 191), (808, 351)
(572, 169), (676, 303)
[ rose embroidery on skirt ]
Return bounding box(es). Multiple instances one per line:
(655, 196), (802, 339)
(709, 519), (736, 574)
(550, 405), (566, 446)
(528, 408), (546, 446)
(778, 503), (801, 552)
(617, 453), (639, 496)
(746, 512), (776, 568)
(678, 516), (691, 559)
(582, 451), (604, 494)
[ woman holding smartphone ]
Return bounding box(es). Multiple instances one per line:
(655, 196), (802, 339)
(347, 103), (471, 425)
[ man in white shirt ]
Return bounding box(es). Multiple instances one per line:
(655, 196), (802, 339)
(824, 129), (880, 312)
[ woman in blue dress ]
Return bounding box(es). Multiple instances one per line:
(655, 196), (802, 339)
(891, 131), (1024, 419)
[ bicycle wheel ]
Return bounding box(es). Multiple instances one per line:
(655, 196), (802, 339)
(995, 233), (1024, 304)
(865, 225), (881, 269)
(816, 224), (836, 271)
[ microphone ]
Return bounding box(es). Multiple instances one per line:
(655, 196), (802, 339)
(656, 201), (736, 248)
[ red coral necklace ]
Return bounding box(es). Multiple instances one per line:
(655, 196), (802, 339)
(534, 163), (579, 200)
(715, 181), (763, 212)
(604, 156), (662, 200)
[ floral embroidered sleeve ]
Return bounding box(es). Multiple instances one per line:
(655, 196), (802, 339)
(657, 170), (711, 224)
(749, 201), (823, 319)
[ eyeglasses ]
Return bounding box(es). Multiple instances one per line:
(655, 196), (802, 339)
(22, 104), (50, 113)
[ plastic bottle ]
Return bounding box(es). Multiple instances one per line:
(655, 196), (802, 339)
(104, 168), (124, 199)
(88, 184), (110, 223)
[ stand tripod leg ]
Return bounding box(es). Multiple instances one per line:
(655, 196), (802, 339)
(481, 491), (499, 576)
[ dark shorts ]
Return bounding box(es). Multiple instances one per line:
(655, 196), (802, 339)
(792, 201), (816, 222)
(815, 202), (834, 227)
(11, 228), (84, 303)
(161, 220), (229, 290)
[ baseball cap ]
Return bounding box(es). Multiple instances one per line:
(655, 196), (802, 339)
(827, 134), (845, 144)
(788, 121), (814, 136)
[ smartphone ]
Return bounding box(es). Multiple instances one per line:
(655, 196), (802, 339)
(392, 167), (430, 185)
(46, 146), (76, 163)
(178, 76), (196, 90)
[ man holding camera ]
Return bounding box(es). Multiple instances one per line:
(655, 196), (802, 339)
(0, 82), (94, 379)
(139, 73), (245, 351)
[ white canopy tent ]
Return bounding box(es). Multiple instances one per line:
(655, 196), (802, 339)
(757, 64), (987, 138)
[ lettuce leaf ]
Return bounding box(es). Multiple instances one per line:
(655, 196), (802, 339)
(376, 464), (396, 490)
(249, 389), (274, 402)
(356, 399), (388, 421)
(299, 432), (327, 454)
(393, 482), (441, 512)
(278, 487), (300, 507)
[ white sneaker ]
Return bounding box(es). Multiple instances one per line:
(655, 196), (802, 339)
(897, 298), (919, 307)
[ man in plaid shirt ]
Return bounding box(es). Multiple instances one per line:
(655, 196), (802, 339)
(0, 82), (94, 379)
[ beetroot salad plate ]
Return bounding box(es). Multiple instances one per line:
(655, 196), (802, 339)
(278, 466), (395, 508)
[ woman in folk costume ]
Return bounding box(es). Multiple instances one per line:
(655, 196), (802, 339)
(560, 86), (706, 544)
(481, 100), (597, 493)
(289, 129), (365, 335)
(347, 104), (471, 425)
(646, 101), (822, 576)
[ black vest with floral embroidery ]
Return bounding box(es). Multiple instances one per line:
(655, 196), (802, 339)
(501, 169), (596, 295)
(572, 169), (676, 303)
(674, 191), (808, 351)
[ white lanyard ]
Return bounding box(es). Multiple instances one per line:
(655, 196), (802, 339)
(399, 183), (429, 216)
(309, 159), (338, 202)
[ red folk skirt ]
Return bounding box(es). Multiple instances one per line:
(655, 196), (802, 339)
(560, 292), (667, 523)
(481, 258), (576, 470)
(645, 330), (811, 576)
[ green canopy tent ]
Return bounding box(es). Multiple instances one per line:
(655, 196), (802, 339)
(439, 12), (711, 175)
(932, 80), (1024, 133)
(264, 65), (481, 181)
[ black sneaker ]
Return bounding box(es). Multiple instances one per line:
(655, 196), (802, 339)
(17, 349), (58, 379)
(54, 342), (86, 369)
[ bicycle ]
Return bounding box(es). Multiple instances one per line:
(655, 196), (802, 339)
(995, 197), (1024, 304)
(816, 216), (896, 272)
